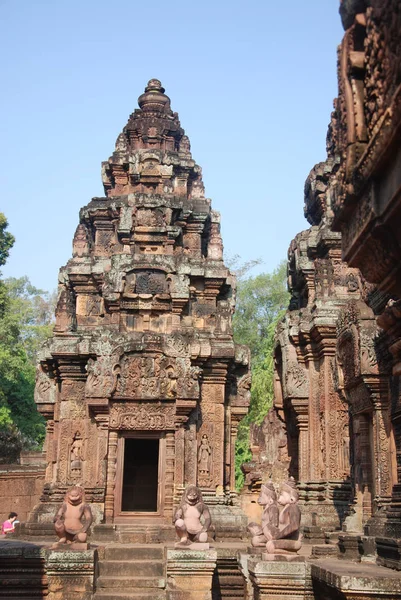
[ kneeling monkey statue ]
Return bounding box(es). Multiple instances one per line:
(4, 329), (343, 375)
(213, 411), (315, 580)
(174, 485), (212, 547)
(53, 485), (93, 549)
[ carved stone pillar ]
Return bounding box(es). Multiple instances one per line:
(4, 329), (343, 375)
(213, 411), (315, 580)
(292, 399), (309, 482)
(371, 395), (393, 513)
(104, 431), (118, 523)
(229, 421), (237, 494)
(352, 413), (373, 526)
(184, 422), (197, 486)
(93, 415), (109, 489)
(45, 420), (55, 484)
(183, 222), (203, 257)
(200, 364), (227, 494)
(164, 432), (175, 519)
(174, 427), (185, 493)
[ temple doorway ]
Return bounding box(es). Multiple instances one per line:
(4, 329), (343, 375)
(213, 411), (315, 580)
(115, 434), (164, 519)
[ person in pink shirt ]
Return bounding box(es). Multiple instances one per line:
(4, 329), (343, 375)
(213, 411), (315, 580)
(1, 512), (18, 535)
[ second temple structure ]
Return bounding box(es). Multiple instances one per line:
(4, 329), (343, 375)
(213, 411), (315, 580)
(31, 79), (250, 535)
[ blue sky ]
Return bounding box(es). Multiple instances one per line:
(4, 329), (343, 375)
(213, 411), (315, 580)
(1, 0), (344, 292)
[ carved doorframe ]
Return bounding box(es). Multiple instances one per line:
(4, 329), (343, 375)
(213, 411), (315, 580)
(114, 431), (166, 522)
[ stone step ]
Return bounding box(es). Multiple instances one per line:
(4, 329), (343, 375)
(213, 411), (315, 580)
(94, 591), (165, 600)
(0, 576), (48, 591)
(116, 527), (175, 544)
(97, 575), (165, 589)
(104, 544), (165, 561)
(18, 523), (54, 538)
(99, 559), (164, 577)
(311, 544), (338, 558)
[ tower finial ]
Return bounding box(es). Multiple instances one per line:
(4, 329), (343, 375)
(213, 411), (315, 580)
(138, 78), (170, 112)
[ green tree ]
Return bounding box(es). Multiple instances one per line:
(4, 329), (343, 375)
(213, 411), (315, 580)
(0, 277), (55, 445)
(0, 214), (15, 269)
(0, 214), (15, 320)
(232, 260), (289, 489)
(0, 216), (55, 451)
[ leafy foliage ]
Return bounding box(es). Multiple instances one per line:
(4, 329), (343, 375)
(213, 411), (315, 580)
(0, 277), (55, 446)
(0, 214), (15, 269)
(232, 260), (289, 489)
(0, 403), (23, 464)
(0, 216), (55, 455)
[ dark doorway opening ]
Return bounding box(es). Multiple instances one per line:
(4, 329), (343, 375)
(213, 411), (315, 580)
(121, 438), (159, 512)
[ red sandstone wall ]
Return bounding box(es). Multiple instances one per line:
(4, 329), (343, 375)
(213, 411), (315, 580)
(0, 463), (45, 523)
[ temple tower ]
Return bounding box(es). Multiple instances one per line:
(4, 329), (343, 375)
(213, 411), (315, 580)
(33, 80), (250, 534)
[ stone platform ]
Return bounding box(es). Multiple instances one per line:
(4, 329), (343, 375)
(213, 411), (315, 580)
(3, 537), (401, 599)
(0, 538), (248, 600)
(311, 559), (401, 599)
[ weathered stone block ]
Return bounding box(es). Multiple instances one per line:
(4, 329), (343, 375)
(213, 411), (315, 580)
(167, 548), (217, 600)
(311, 558), (401, 599)
(45, 548), (96, 600)
(248, 555), (307, 600)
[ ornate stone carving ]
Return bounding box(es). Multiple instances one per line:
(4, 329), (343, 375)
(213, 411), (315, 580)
(34, 366), (56, 405)
(285, 362), (309, 398)
(72, 224), (90, 258)
(69, 432), (83, 480)
(197, 434), (212, 487)
(135, 270), (167, 294)
(237, 373), (251, 406)
(115, 354), (179, 399)
(109, 402), (175, 430)
(85, 356), (118, 398)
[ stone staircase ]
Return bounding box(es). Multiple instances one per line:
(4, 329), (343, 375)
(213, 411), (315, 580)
(94, 544), (166, 599)
(0, 540), (48, 598)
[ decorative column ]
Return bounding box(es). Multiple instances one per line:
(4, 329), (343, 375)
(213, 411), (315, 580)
(292, 399), (309, 482)
(229, 419), (238, 493)
(183, 222), (203, 257)
(372, 396), (392, 505)
(200, 363), (227, 495)
(164, 431), (175, 519)
(184, 421), (197, 486)
(104, 431), (118, 523)
(174, 427), (185, 495)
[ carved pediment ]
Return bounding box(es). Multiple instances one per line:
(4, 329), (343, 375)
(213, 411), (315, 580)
(109, 402), (175, 430)
(285, 362), (309, 399)
(123, 269), (168, 297)
(34, 366), (57, 405)
(114, 353), (200, 400)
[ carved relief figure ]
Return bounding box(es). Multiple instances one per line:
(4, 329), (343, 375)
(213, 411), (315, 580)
(69, 433), (83, 480)
(174, 485), (212, 546)
(34, 366), (55, 405)
(53, 486), (93, 548)
(286, 363), (309, 398)
(247, 482), (279, 547)
(85, 356), (118, 398)
(198, 434), (212, 485)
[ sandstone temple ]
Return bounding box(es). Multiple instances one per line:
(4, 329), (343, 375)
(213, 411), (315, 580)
(1, 1), (401, 599)
(32, 77), (251, 535)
